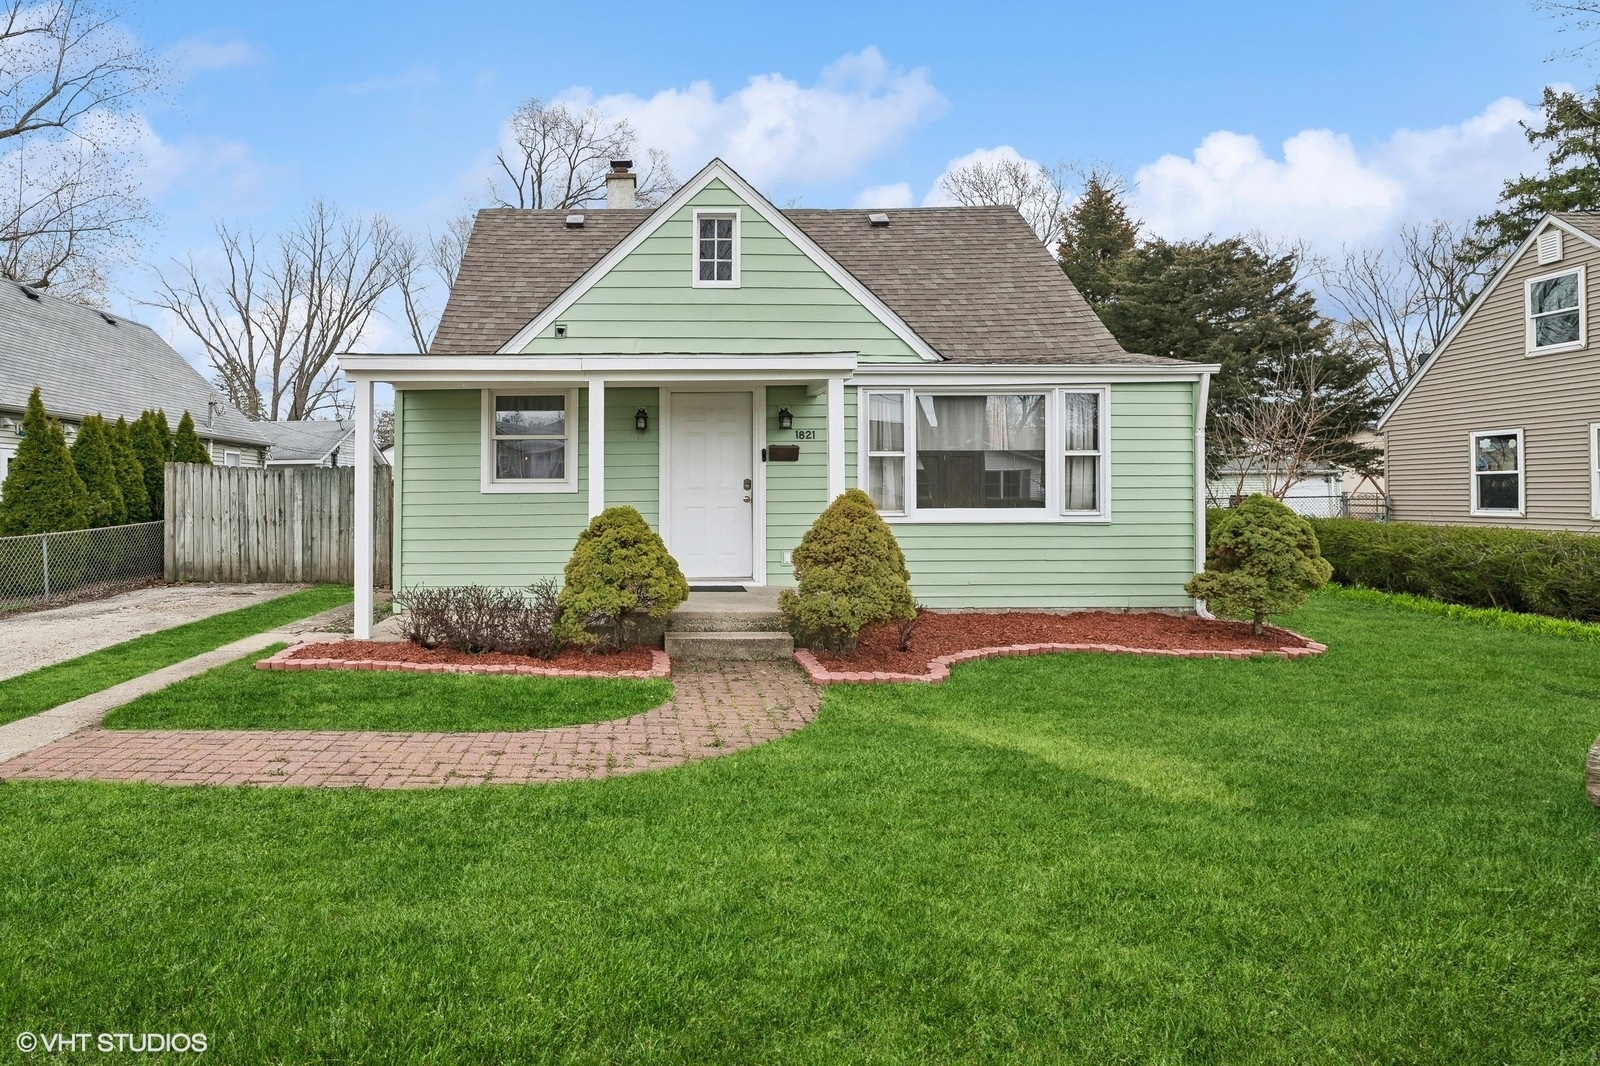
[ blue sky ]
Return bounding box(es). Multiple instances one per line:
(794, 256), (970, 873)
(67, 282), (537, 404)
(108, 0), (1587, 346)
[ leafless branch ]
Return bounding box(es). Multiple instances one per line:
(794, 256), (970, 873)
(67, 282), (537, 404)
(938, 155), (1073, 248)
(394, 207), (473, 352)
(491, 97), (678, 210)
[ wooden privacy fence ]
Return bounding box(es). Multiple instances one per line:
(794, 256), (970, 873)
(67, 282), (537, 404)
(165, 463), (392, 585)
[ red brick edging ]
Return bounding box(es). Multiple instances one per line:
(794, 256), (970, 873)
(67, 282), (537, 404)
(794, 632), (1328, 684)
(254, 644), (671, 680)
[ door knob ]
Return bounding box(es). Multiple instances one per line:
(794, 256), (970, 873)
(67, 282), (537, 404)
(743, 495), (751, 502)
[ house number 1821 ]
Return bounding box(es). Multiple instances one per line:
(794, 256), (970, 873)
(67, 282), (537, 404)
(793, 429), (817, 440)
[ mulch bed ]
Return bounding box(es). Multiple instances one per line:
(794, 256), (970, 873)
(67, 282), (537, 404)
(264, 640), (667, 679)
(799, 610), (1323, 683)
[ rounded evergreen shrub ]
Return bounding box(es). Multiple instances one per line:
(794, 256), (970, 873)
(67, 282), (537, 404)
(557, 506), (689, 650)
(0, 388), (90, 536)
(779, 487), (915, 653)
(1186, 493), (1332, 635)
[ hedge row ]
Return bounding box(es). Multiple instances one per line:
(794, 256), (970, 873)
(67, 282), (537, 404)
(1206, 510), (1600, 622)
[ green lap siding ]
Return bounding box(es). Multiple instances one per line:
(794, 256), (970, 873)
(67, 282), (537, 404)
(516, 180), (923, 361)
(763, 386), (828, 586)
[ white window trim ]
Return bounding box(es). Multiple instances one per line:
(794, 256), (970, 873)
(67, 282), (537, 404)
(862, 388), (911, 517)
(1524, 264), (1586, 355)
(690, 208), (741, 289)
(1469, 427), (1524, 517)
(223, 450), (241, 467)
(855, 386), (1111, 525)
(480, 388), (579, 494)
(1590, 422), (1600, 520)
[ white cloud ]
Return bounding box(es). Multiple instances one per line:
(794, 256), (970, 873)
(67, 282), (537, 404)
(123, 114), (262, 205)
(852, 182), (915, 208)
(560, 47), (946, 187)
(345, 66), (440, 96)
(168, 36), (260, 72)
(1132, 96), (1542, 247)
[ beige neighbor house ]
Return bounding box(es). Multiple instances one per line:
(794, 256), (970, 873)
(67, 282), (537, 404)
(1379, 213), (1600, 532)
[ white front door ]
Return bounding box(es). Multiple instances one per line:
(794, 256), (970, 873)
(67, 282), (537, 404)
(668, 391), (754, 581)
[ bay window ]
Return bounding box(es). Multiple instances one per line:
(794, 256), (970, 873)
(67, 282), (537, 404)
(858, 387), (1107, 521)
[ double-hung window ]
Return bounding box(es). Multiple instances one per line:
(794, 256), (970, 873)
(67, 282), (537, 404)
(1590, 423), (1600, 520)
(693, 210), (739, 287)
(1470, 429), (1523, 515)
(1526, 266), (1585, 353)
(858, 388), (1107, 521)
(484, 390), (576, 492)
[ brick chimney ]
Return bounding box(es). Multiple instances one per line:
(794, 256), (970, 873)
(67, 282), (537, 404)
(605, 159), (636, 209)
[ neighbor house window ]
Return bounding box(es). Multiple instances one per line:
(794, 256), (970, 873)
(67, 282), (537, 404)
(484, 390), (576, 492)
(1591, 423), (1600, 520)
(223, 450), (241, 467)
(1470, 429), (1523, 515)
(1526, 267), (1585, 352)
(693, 210), (739, 287)
(857, 388), (1108, 522)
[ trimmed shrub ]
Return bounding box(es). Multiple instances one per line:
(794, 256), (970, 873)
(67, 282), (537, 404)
(558, 507), (689, 650)
(109, 417), (151, 523)
(1187, 493), (1332, 635)
(1307, 517), (1600, 622)
(172, 410), (211, 464)
(0, 388), (90, 536)
(70, 416), (127, 528)
(395, 579), (569, 658)
(779, 488), (916, 653)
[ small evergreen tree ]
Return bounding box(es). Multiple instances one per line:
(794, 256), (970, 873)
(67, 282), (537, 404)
(109, 416), (151, 522)
(70, 415), (127, 527)
(152, 409), (172, 457)
(1186, 494), (1332, 636)
(0, 388), (90, 535)
(1057, 170), (1139, 310)
(171, 410), (212, 464)
(557, 506), (689, 650)
(130, 411), (170, 517)
(779, 488), (916, 653)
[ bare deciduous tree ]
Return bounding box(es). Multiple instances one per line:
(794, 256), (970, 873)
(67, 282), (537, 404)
(1211, 352), (1383, 506)
(1318, 220), (1478, 401)
(149, 200), (402, 421)
(492, 97), (677, 210)
(937, 155), (1073, 247)
(0, 0), (162, 299)
(1535, 0), (1600, 59)
(394, 208), (473, 352)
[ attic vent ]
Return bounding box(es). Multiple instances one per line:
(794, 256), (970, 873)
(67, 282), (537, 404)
(867, 212), (890, 227)
(565, 213), (585, 228)
(17, 284), (40, 300)
(1537, 228), (1563, 265)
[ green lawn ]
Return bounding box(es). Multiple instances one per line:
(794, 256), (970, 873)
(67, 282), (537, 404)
(0, 585), (353, 727)
(104, 645), (672, 732)
(2, 592), (1598, 1063)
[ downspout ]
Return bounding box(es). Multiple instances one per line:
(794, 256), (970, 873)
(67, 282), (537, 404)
(1193, 372), (1215, 620)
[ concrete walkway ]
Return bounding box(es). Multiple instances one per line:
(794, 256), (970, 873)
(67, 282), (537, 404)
(0, 661), (818, 789)
(0, 583), (310, 681)
(0, 605), (353, 766)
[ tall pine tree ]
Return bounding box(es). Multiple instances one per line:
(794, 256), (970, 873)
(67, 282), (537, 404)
(109, 417), (151, 522)
(130, 411), (171, 518)
(70, 416), (127, 527)
(0, 389), (90, 535)
(1057, 171), (1139, 310)
(171, 411), (212, 465)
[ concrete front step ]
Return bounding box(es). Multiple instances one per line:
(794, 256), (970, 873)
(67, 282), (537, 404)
(665, 631), (795, 661)
(667, 610), (786, 634)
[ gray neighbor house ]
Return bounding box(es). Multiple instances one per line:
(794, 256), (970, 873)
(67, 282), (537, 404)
(0, 281), (271, 490)
(1380, 212), (1600, 533)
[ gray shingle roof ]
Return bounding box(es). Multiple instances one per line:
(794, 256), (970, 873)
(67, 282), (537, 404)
(257, 419), (354, 463)
(1554, 211), (1600, 241)
(431, 205), (1180, 367)
(0, 282), (270, 445)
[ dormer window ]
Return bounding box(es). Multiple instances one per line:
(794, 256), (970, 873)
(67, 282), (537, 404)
(693, 210), (739, 287)
(1525, 265), (1585, 353)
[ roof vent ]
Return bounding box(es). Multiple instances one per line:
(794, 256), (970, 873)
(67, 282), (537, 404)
(565, 213), (585, 228)
(868, 212), (890, 227)
(17, 284), (40, 300)
(100, 312), (117, 326)
(1537, 228), (1563, 265)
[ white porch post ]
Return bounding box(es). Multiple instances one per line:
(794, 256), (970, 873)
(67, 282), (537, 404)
(826, 375), (845, 500)
(588, 378), (606, 518)
(353, 375), (374, 639)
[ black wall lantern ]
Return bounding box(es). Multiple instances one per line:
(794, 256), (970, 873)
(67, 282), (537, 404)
(777, 407), (793, 430)
(634, 408), (649, 432)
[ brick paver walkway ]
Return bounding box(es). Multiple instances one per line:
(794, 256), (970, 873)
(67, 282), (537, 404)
(0, 662), (818, 789)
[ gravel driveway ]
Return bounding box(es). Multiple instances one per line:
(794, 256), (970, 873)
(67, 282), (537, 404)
(0, 584), (309, 681)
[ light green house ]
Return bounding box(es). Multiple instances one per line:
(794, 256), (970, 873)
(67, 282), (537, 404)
(340, 159), (1216, 637)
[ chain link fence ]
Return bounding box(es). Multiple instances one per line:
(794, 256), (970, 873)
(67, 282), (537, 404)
(1220, 493), (1390, 520)
(0, 521), (164, 615)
